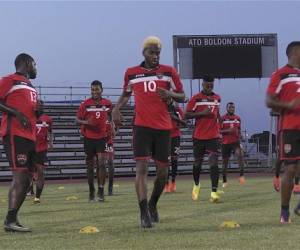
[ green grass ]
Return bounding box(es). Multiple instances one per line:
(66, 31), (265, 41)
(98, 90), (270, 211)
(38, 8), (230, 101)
(0, 176), (299, 250)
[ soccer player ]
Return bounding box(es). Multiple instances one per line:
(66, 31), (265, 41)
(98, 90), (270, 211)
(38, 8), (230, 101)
(105, 118), (116, 195)
(76, 80), (112, 202)
(220, 102), (245, 187)
(164, 101), (186, 193)
(33, 100), (53, 203)
(0, 53), (38, 232)
(266, 41), (300, 223)
(112, 36), (185, 228)
(185, 74), (221, 203)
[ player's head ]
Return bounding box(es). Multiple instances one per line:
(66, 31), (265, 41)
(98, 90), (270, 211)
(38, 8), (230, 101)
(142, 36), (162, 69)
(226, 102), (235, 115)
(286, 41), (300, 64)
(36, 100), (44, 116)
(90, 80), (103, 100)
(15, 53), (37, 79)
(202, 74), (214, 94)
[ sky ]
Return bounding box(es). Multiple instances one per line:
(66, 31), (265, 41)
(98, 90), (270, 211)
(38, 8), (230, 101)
(0, 0), (299, 135)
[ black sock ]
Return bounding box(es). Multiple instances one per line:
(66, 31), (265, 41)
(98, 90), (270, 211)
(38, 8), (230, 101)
(222, 172), (227, 183)
(240, 165), (244, 176)
(281, 205), (289, 211)
(193, 163), (202, 185)
(171, 159), (178, 182)
(98, 186), (104, 196)
(149, 178), (165, 208)
(6, 209), (17, 223)
(210, 165), (219, 192)
(139, 199), (148, 215)
(108, 178), (113, 189)
(89, 183), (95, 194)
(36, 186), (44, 199)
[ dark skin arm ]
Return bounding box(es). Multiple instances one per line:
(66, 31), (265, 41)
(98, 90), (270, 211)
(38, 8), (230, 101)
(170, 112), (187, 126)
(112, 91), (132, 126)
(0, 101), (30, 129)
(156, 88), (185, 103)
(185, 107), (212, 119)
(266, 94), (300, 111)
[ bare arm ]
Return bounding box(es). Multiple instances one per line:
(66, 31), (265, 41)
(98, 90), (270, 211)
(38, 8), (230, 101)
(185, 108), (212, 120)
(266, 94), (300, 110)
(156, 88), (185, 103)
(0, 101), (30, 129)
(112, 91), (132, 126)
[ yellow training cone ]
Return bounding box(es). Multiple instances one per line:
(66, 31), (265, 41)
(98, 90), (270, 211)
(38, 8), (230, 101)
(58, 186), (65, 190)
(220, 220), (240, 228)
(66, 196), (78, 201)
(79, 226), (99, 234)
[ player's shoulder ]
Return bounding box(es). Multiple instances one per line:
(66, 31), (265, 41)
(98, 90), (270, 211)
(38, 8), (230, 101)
(212, 92), (221, 100)
(159, 64), (176, 72)
(101, 98), (112, 105)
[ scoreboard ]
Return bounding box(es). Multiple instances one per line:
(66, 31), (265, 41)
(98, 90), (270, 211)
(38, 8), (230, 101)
(173, 34), (278, 79)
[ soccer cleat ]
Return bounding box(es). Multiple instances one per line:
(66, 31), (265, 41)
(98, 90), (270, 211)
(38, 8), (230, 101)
(280, 210), (291, 224)
(140, 212), (152, 228)
(108, 186), (113, 196)
(4, 220), (31, 233)
(210, 191), (220, 203)
(222, 182), (228, 188)
(192, 184), (200, 201)
(148, 203), (159, 223)
(169, 182), (176, 192)
(273, 176), (281, 192)
(293, 184), (300, 194)
(97, 190), (105, 202)
(164, 183), (170, 193)
(33, 197), (40, 204)
(239, 176), (246, 185)
(89, 192), (96, 202)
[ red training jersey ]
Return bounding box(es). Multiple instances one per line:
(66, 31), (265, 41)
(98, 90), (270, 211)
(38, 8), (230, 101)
(170, 107), (184, 138)
(77, 97), (112, 139)
(267, 64), (300, 130)
(123, 62), (184, 130)
(220, 114), (241, 144)
(186, 91), (221, 140)
(0, 73), (38, 141)
(36, 114), (52, 152)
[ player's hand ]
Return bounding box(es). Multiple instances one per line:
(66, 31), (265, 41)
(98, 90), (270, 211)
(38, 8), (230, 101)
(201, 107), (212, 116)
(157, 88), (171, 102)
(287, 98), (300, 109)
(15, 111), (31, 130)
(112, 108), (123, 127)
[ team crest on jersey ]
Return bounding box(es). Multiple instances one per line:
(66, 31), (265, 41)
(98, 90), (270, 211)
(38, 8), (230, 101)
(157, 73), (163, 79)
(16, 154), (27, 165)
(284, 144), (292, 154)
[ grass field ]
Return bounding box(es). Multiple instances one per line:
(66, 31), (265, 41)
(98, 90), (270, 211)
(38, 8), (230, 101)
(0, 175), (299, 250)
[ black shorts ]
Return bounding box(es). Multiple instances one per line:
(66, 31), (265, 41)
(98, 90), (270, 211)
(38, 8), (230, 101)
(280, 130), (300, 163)
(193, 138), (220, 160)
(170, 136), (180, 158)
(3, 135), (36, 173)
(34, 151), (48, 167)
(222, 142), (241, 159)
(133, 125), (170, 164)
(84, 137), (106, 157)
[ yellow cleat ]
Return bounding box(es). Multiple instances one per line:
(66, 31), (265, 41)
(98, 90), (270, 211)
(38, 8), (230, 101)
(192, 184), (200, 201)
(210, 191), (220, 203)
(33, 197), (40, 204)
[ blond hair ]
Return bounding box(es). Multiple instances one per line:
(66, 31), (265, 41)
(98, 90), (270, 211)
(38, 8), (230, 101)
(142, 36), (162, 51)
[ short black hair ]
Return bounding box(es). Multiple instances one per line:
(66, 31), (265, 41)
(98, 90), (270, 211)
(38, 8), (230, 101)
(91, 80), (103, 88)
(202, 74), (214, 83)
(14, 53), (34, 68)
(227, 102), (235, 107)
(286, 41), (300, 57)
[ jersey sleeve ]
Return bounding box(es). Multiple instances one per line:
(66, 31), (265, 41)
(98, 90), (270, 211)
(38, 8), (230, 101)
(76, 102), (85, 120)
(123, 69), (133, 93)
(0, 77), (13, 100)
(266, 71), (281, 96)
(170, 67), (183, 93)
(186, 96), (196, 112)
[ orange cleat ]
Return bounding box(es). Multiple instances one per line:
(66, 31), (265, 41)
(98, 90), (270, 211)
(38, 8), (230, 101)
(273, 176), (281, 192)
(164, 183), (170, 193)
(169, 182), (176, 192)
(239, 176), (246, 185)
